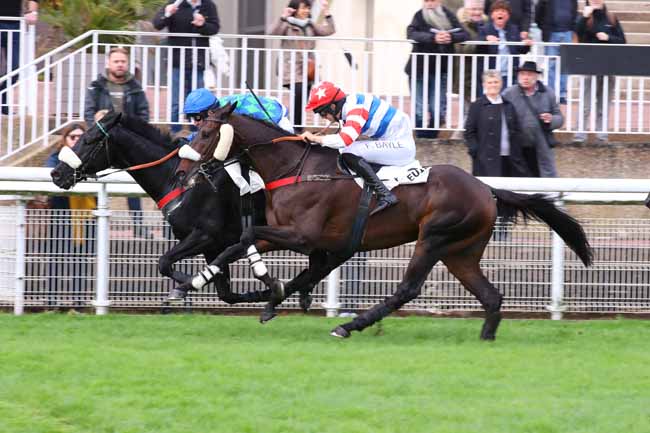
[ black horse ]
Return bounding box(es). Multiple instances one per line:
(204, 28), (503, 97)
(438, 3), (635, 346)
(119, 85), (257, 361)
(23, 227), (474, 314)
(175, 104), (593, 340)
(50, 112), (277, 305)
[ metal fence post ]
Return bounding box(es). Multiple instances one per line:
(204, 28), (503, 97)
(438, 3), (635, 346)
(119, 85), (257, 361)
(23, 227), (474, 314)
(93, 184), (111, 315)
(324, 267), (341, 318)
(14, 198), (26, 316)
(548, 198), (566, 320)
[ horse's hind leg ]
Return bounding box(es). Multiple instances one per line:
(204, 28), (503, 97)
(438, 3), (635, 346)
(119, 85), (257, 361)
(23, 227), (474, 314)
(443, 254), (503, 340)
(331, 239), (440, 338)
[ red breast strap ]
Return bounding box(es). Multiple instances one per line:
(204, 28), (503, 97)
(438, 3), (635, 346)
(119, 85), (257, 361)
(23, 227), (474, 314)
(265, 176), (302, 191)
(157, 187), (186, 209)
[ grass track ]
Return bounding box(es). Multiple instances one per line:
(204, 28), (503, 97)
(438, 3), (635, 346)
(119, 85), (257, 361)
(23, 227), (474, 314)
(0, 314), (649, 433)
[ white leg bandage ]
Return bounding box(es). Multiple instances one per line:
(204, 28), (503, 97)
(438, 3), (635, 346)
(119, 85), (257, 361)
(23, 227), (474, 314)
(247, 245), (268, 278)
(191, 265), (221, 289)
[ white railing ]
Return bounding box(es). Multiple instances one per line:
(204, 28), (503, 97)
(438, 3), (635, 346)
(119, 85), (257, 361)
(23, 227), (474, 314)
(0, 30), (648, 160)
(1, 167), (650, 319)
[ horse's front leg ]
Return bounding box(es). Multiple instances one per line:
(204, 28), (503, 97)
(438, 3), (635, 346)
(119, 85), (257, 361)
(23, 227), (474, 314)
(162, 230), (215, 300)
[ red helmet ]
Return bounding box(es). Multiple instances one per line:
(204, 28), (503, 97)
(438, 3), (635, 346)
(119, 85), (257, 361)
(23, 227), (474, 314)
(305, 81), (346, 112)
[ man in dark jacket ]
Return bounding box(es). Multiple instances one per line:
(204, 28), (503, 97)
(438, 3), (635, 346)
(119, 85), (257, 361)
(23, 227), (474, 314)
(464, 70), (529, 177)
(84, 48), (149, 125)
(484, 0), (531, 38)
(535, 0), (577, 104)
(84, 47), (151, 238)
(0, 0), (38, 114)
(405, 0), (469, 139)
(153, 0), (220, 133)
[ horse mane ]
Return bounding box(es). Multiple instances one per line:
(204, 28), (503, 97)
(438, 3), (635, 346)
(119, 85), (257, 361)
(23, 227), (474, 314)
(119, 115), (176, 151)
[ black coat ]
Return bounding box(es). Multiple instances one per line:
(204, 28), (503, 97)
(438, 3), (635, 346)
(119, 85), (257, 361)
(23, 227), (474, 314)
(153, 0), (220, 70)
(405, 8), (469, 78)
(575, 6), (626, 44)
(464, 96), (531, 177)
(484, 0), (532, 32)
(535, 0), (578, 42)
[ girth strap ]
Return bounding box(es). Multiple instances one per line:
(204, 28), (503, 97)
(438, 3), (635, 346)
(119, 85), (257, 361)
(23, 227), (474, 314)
(157, 187), (186, 209)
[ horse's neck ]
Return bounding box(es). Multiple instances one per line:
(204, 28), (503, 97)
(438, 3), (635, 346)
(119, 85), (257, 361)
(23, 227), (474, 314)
(112, 128), (177, 201)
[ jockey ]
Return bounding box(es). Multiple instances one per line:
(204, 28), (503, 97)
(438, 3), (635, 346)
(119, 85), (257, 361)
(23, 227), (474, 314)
(183, 88), (294, 142)
(301, 81), (416, 215)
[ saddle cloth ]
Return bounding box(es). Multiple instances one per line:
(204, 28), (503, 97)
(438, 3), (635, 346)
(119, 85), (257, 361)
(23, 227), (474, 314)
(352, 160), (431, 190)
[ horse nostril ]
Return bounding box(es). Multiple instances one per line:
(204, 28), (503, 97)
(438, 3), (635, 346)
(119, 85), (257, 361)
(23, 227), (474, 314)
(51, 169), (60, 181)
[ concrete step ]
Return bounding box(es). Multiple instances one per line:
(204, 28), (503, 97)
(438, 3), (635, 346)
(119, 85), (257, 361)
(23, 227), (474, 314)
(616, 10), (650, 21)
(578, 1), (650, 11)
(626, 32), (650, 43)
(620, 21), (650, 32)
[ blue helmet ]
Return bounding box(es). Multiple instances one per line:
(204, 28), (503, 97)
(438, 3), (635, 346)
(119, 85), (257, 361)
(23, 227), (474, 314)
(183, 88), (219, 114)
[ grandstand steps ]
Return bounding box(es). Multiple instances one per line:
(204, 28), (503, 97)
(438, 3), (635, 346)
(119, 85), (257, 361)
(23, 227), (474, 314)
(620, 21), (650, 32)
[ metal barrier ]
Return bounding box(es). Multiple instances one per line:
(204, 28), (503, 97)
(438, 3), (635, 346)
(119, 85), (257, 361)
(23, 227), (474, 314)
(0, 30), (648, 160)
(1, 167), (649, 318)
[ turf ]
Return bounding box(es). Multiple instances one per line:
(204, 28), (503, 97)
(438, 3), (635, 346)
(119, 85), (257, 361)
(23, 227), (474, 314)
(0, 313), (649, 433)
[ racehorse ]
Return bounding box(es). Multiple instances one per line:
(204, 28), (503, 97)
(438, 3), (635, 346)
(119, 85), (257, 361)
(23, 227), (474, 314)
(176, 103), (593, 340)
(49, 111), (278, 305)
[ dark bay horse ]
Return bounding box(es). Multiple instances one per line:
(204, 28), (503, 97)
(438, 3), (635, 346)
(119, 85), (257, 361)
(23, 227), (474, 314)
(177, 103), (593, 340)
(49, 111), (276, 305)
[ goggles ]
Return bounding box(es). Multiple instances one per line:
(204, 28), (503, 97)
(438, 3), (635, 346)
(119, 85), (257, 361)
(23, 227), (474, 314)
(187, 111), (209, 122)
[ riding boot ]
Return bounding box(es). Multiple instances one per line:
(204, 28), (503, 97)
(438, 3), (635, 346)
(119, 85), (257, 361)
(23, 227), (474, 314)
(344, 154), (398, 216)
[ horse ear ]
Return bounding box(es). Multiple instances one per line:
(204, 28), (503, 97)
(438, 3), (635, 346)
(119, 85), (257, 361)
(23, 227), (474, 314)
(226, 101), (238, 116)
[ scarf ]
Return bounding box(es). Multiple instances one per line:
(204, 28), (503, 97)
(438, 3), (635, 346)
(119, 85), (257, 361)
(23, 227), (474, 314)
(422, 6), (453, 31)
(286, 16), (312, 29)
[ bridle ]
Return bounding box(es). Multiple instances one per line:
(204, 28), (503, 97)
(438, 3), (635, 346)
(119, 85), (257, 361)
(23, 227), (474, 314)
(71, 119), (180, 183)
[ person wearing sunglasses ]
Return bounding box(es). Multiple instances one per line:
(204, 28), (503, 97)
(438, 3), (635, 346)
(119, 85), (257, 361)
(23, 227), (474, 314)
(43, 123), (97, 299)
(182, 88), (294, 143)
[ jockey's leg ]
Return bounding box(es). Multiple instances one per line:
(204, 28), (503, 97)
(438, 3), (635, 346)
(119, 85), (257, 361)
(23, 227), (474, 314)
(341, 153), (398, 216)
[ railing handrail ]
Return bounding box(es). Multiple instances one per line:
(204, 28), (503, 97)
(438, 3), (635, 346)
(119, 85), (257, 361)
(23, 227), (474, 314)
(0, 29), (95, 86)
(2, 167), (649, 196)
(0, 16), (26, 22)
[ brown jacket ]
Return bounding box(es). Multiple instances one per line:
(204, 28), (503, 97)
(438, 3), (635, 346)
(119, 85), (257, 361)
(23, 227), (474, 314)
(269, 16), (335, 85)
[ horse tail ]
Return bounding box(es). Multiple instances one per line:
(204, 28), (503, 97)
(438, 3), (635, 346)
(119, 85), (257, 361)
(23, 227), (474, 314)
(491, 188), (593, 266)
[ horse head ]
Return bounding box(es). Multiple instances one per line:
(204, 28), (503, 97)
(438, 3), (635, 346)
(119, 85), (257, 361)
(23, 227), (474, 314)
(174, 103), (238, 179)
(51, 111), (123, 190)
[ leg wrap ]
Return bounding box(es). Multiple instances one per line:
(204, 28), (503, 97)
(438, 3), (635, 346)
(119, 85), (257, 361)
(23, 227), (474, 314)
(247, 245), (268, 278)
(191, 265), (221, 289)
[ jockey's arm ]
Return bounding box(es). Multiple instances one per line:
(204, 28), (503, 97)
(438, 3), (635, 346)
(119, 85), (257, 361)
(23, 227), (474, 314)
(301, 106), (369, 149)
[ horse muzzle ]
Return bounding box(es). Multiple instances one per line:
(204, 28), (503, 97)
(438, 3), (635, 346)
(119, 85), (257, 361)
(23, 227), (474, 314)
(50, 164), (76, 190)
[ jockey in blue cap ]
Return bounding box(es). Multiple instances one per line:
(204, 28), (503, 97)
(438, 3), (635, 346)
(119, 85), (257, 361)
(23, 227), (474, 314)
(183, 88), (293, 142)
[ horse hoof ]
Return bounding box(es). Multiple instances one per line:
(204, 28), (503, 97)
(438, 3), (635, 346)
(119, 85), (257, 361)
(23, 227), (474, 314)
(330, 326), (350, 339)
(299, 293), (313, 312)
(167, 288), (188, 301)
(259, 310), (277, 324)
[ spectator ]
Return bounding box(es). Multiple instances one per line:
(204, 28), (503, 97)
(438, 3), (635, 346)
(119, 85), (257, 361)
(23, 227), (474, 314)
(269, 0), (335, 132)
(0, 0), (38, 115)
(406, 0), (469, 139)
(478, 0), (532, 86)
(84, 47), (151, 239)
(153, 0), (220, 134)
(464, 70), (529, 177)
(573, 0), (625, 143)
(535, 0), (577, 105)
(483, 0), (531, 38)
(452, 0), (488, 139)
(44, 123), (96, 301)
(502, 60), (563, 177)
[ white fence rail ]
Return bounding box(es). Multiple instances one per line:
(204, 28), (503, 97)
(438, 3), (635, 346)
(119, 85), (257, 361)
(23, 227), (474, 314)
(0, 30), (648, 160)
(1, 168), (650, 318)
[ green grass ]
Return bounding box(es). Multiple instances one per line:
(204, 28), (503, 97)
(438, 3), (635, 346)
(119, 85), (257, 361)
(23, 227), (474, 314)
(0, 314), (649, 433)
